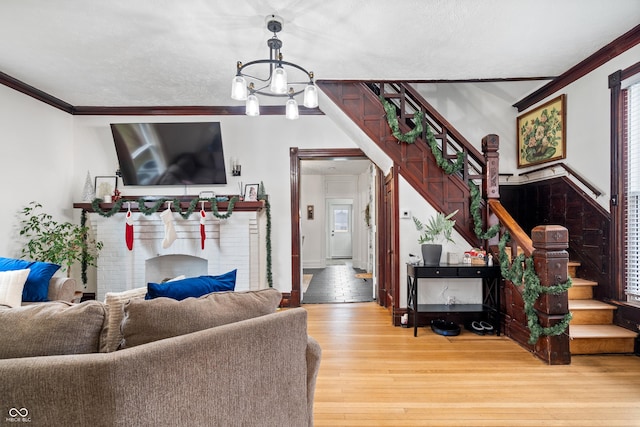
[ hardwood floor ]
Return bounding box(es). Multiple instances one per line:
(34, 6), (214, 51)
(304, 302), (640, 427)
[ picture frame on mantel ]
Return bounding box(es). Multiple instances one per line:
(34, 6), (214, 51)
(95, 176), (117, 199)
(517, 94), (566, 168)
(244, 184), (259, 201)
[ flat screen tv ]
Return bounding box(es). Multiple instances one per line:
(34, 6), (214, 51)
(111, 122), (227, 186)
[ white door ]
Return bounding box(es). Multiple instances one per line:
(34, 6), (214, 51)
(328, 203), (352, 259)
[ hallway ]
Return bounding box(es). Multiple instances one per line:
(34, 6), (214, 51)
(302, 259), (374, 304)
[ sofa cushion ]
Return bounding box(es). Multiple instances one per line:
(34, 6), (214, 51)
(120, 288), (282, 349)
(0, 257), (61, 302)
(0, 301), (108, 359)
(0, 269), (30, 308)
(145, 269), (237, 300)
(102, 287), (148, 352)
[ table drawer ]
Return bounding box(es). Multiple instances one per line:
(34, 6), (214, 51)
(417, 267), (459, 277)
(456, 267), (499, 278)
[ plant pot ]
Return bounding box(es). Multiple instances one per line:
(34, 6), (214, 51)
(421, 244), (442, 266)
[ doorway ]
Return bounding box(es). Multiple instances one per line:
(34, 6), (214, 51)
(290, 147), (378, 305)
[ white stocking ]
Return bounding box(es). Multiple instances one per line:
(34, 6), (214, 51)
(160, 208), (177, 248)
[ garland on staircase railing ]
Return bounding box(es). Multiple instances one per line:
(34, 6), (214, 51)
(380, 97), (466, 173)
(497, 231), (573, 344)
(382, 95), (572, 343)
(86, 195), (273, 288)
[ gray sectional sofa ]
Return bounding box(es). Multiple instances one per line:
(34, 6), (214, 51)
(0, 288), (321, 426)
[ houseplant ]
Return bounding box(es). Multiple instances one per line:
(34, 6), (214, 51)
(412, 209), (458, 266)
(18, 202), (103, 277)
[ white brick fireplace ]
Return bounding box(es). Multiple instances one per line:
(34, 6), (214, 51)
(88, 209), (267, 301)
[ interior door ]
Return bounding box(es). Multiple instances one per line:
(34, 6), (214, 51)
(328, 202), (352, 259)
(380, 170), (397, 309)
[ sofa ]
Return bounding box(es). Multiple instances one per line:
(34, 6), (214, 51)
(0, 288), (321, 427)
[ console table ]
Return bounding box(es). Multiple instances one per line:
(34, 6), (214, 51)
(407, 264), (502, 337)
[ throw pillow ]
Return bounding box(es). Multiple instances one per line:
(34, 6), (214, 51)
(0, 300), (108, 359)
(0, 257), (61, 302)
(102, 287), (148, 352)
(145, 269), (237, 300)
(0, 269), (30, 308)
(120, 288), (282, 349)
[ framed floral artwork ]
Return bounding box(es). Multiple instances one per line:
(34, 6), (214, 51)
(517, 94), (566, 168)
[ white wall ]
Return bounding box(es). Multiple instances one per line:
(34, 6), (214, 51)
(300, 174), (325, 268)
(514, 44), (640, 210)
(398, 176), (482, 307)
(0, 85), (74, 258)
(71, 115), (359, 294)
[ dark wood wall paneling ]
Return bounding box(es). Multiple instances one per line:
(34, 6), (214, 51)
(500, 177), (611, 300)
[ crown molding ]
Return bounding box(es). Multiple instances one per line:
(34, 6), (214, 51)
(514, 24), (640, 112)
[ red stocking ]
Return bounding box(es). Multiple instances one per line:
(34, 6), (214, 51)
(200, 208), (206, 250)
(125, 209), (134, 250)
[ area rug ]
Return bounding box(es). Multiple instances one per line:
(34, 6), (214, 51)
(303, 274), (313, 293)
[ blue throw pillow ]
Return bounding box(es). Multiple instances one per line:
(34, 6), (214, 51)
(0, 257), (61, 302)
(145, 269), (237, 300)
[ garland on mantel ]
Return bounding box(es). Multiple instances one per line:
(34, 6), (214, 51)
(84, 195), (273, 288)
(382, 98), (572, 344)
(90, 196), (239, 219)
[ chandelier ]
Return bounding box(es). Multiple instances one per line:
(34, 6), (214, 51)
(230, 14), (319, 119)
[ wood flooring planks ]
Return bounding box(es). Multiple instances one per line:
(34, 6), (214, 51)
(304, 302), (640, 427)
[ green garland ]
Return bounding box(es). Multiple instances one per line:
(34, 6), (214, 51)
(381, 96), (571, 344)
(91, 196), (238, 220)
(80, 209), (89, 286)
(380, 97), (424, 144)
(498, 232), (573, 344)
(87, 195), (273, 288)
(468, 180), (501, 240)
(381, 97), (464, 173)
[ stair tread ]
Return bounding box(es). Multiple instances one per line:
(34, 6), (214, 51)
(571, 324), (638, 339)
(569, 299), (617, 310)
(570, 278), (598, 287)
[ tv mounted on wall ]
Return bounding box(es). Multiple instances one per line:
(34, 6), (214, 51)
(111, 122), (227, 186)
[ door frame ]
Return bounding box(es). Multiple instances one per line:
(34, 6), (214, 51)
(289, 147), (370, 306)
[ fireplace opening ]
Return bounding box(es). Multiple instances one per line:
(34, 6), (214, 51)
(145, 254), (208, 284)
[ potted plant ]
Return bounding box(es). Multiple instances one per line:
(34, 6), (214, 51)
(412, 209), (458, 266)
(18, 202), (103, 278)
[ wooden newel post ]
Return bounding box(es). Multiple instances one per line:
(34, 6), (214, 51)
(531, 225), (571, 365)
(482, 134), (500, 247)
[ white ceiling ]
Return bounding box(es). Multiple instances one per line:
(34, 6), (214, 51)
(0, 0), (638, 108)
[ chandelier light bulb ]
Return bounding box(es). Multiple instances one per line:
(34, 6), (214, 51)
(245, 93), (260, 116)
(285, 96), (299, 120)
(270, 66), (288, 94)
(231, 75), (248, 101)
(303, 83), (319, 108)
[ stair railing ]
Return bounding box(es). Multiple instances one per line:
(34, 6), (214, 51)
(368, 81), (486, 184)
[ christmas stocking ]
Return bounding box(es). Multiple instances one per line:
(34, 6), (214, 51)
(200, 208), (207, 250)
(125, 209), (134, 251)
(160, 208), (177, 249)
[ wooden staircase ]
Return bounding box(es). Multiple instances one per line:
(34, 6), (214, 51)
(568, 262), (637, 354)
